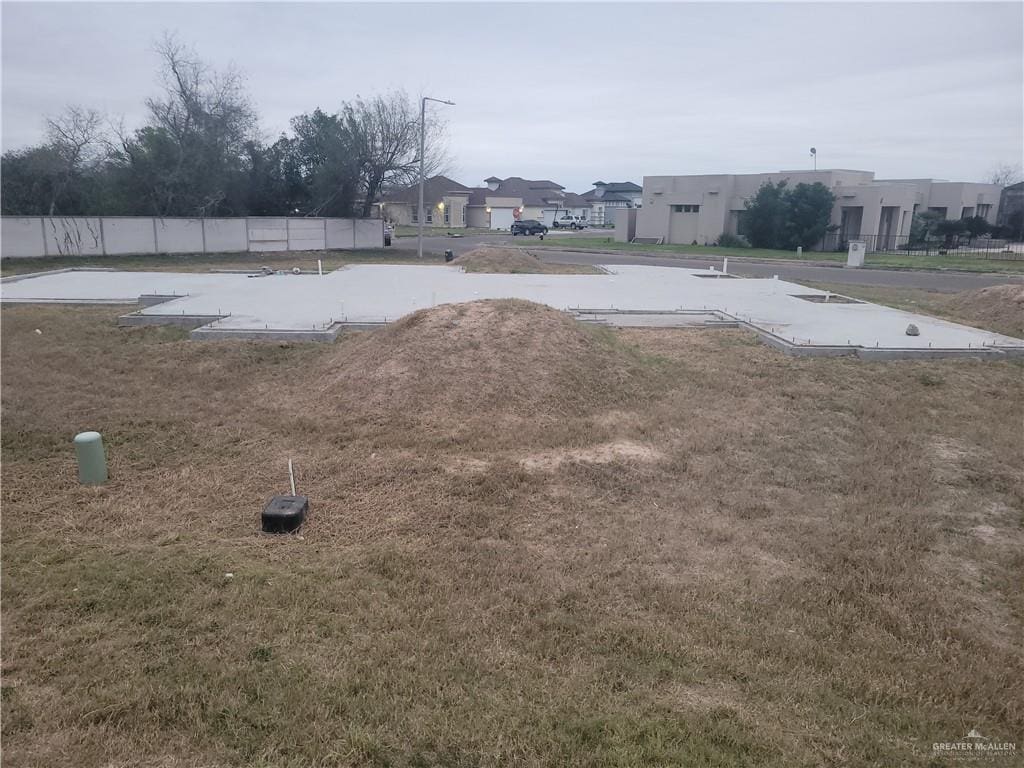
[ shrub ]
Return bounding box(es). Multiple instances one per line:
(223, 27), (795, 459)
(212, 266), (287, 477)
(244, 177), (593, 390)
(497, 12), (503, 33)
(716, 233), (750, 248)
(738, 180), (836, 250)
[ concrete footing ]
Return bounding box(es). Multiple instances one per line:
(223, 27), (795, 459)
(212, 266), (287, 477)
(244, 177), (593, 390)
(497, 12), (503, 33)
(5, 264), (1023, 360)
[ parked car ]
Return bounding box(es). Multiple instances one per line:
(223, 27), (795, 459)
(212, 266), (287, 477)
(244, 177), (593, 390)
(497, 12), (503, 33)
(551, 215), (587, 230)
(511, 219), (548, 236)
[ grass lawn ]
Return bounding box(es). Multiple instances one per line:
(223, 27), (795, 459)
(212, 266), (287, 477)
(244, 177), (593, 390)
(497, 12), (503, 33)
(534, 237), (1024, 274)
(0, 249), (444, 277)
(2, 299), (1022, 766)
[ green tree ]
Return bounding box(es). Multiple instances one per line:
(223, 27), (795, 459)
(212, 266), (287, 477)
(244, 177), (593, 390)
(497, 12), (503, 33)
(740, 180), (836, 249)
(908, 209), (944, 245)
(783, 182), (836, 249)
(288, 109), (362, 217)
(960, 215), (990, 240)
(933, 219), (965, 247)
(739, 180), (789, 248)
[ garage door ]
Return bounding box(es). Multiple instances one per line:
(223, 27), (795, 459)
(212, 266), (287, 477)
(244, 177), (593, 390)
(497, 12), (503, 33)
(490, 208), (515, 230)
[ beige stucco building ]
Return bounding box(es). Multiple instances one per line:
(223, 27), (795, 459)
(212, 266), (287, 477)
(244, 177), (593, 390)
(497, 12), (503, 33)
(630, 170), (1002, 248)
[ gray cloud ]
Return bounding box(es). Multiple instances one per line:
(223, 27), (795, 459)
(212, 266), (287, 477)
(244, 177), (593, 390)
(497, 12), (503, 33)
(3, 2), (1021, 191)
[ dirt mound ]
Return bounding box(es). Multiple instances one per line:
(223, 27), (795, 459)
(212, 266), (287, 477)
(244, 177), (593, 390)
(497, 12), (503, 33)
(313, 299), (662, 421)
(943, 284), (1024, 339)
(451, 247), (545, 273)
(450, 247), (598, 274)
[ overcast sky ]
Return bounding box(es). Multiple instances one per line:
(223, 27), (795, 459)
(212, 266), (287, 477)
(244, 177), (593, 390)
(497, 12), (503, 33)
(2, 2), (1021, 192)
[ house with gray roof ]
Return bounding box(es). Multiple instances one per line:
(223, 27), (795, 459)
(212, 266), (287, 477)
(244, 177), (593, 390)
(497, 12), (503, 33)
(580, 181), (643, 226)
(379, 174), (603, 230)
(378, 175), (472, 228)
(466, 176), (593, 230)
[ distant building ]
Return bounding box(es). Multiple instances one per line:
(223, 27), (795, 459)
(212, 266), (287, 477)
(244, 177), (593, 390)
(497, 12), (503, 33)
(467, 177), (573, 229)
(630, 170), (1002, 248)
(378, 175), (471, 228)
(997, 181), (1024, 239)
(380, 175), (598, 230)
(580, 181), (643, 226)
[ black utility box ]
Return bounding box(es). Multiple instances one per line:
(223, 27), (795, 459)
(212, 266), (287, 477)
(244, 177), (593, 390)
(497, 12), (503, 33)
(262, 495), (309, 533)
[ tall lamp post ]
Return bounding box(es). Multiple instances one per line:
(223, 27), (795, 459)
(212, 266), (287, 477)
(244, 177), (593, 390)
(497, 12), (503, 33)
(418, 96), (455, 259)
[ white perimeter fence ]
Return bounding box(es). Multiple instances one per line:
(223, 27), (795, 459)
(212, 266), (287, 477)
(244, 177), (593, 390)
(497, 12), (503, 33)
(1, 216), (384, 259)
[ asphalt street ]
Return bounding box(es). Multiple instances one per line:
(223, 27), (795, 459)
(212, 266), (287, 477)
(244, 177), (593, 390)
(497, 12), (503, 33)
(391, 232), (1024, 293)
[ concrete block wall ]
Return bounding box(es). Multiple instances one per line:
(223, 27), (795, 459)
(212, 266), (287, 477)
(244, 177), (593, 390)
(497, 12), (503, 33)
(155, 218), (204, 253)
(103, 218), (157, 255)
(325, 219), (356, 249)
(45, 217), (104, 257)
(248, 218), (288, 252)
(203, 218), (249, 253)
(287, 218), (326, 251)
(1, 216), (384, 258)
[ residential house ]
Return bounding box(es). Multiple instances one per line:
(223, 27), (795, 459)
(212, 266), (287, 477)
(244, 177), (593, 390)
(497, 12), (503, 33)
(467, 177), (593, 229)
(580, 181), (643, 226)
(380, 174), (606, 231)
(629, 169), (1002, 249)
(378, 175), (472, 229)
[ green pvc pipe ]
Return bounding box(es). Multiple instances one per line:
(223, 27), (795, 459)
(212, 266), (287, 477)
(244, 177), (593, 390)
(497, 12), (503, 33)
(74, 431), (108, 485)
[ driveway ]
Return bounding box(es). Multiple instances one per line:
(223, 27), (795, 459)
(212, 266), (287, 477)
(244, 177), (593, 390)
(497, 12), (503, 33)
(391, 232), (1024, 293)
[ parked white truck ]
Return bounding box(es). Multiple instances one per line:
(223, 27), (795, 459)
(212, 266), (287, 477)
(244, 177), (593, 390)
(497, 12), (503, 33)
(542, 211), (588, 230)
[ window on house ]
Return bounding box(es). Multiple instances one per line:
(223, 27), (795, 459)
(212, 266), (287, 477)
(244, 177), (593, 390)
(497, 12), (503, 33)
(426, 210), (433, 223)
(444, 208), (450, 225)
(460, 207), (465, 224)
(977, 204), (991, 219)
(673, 204), (700, 213)
(411, 208), (418, 223)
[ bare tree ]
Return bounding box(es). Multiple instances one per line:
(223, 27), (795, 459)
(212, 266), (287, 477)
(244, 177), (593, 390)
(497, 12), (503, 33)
(116, 32), (259, 216)
(43, 105), (106, 214)
(345, 91), (451, 217)
(988, 163), (1023, 187)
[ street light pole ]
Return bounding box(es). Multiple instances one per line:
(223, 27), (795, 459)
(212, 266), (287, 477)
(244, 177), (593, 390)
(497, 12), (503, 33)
(418, 96), (455, 259)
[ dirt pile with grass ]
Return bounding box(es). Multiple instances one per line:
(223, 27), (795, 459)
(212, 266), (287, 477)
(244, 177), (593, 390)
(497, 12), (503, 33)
(311, 299), (661, 421)
(943, 283), (1024, 338)
(451, 247), (598, 274)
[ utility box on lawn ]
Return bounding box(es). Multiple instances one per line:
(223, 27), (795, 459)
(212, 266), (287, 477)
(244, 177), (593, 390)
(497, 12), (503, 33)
(846, 240), (866, 268)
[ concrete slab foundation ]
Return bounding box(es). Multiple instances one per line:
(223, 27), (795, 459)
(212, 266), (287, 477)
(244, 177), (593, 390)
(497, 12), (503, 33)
(3, 265), (1022, 359)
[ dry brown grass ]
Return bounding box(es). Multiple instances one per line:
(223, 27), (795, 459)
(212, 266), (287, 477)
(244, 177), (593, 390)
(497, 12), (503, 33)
(2, 301), (1022, 767)
(451, 246), (601, 274)
(943, 283), (1024, 339)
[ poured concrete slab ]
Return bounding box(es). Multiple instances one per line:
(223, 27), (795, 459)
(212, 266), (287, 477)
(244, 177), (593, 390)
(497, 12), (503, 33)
(3, 265), (1022, 359)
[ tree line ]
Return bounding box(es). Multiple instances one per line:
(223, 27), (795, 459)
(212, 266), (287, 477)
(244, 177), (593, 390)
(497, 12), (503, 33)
(1, 34), (447, 219)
